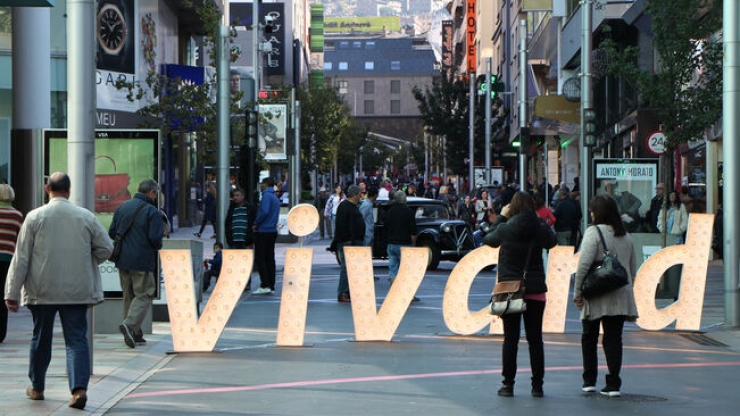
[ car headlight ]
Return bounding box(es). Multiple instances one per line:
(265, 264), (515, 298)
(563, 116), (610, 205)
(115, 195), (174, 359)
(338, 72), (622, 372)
(441, 223), (452, 233)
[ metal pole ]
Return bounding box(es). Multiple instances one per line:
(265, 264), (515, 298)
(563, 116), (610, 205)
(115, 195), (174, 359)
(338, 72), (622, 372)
(469, 73), (475, 191)
(723, 0), (740, 327)
(485, 57), (492, 184)
(291, 99), (301, 206)
(216, 24), (230, 243)
(519, 19), (527, 191)
(579, 0), (592, 237)
(67, 0), (95, 372)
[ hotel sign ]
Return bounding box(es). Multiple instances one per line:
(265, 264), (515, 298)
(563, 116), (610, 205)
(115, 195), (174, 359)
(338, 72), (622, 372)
(466, 0), (476, 73)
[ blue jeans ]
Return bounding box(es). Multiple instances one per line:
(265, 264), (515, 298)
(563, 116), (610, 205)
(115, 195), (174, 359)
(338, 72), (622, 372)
(387, 244), (403, 280)
(28, 304), (90, 393)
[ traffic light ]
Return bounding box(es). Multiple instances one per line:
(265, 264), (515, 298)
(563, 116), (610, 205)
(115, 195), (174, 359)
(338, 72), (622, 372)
(246, 108), (259, 148)
(477, 74), (505, 99)
(583, 108), (597, 147)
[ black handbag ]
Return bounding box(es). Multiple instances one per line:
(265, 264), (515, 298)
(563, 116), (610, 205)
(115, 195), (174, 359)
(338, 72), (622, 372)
(488, 240), (535, 316)
(580, 226), (629, 299)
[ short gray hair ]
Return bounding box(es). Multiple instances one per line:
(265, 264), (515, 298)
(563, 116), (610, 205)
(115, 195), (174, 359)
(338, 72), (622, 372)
(393, 190), (407, 203)
(0, 183), (15, 202)
(346, 184), (360, 197)
(138, 179), (160, 194)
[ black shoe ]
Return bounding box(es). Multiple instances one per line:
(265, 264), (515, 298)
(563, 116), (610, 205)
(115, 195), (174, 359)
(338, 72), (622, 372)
(119, 323), (136, 349)
(497, 384), (514, 397)
(531, 385), (543, 397)
(600, 385), (621, 397)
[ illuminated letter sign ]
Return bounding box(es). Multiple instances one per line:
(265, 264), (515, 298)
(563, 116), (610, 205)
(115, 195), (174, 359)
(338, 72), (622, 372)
(159, 210), (714, 352)
(466, 0), (476, 74)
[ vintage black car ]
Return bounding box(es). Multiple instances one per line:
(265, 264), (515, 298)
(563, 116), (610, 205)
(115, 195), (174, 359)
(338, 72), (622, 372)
(329, 197), (477, 269)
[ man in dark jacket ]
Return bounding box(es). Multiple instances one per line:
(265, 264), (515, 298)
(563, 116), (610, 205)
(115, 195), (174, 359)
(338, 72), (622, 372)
(646, 183), (664, 233)
(383, 191), (419, 301)
(252, 178), (281, 294)
(552, 189), (580, 246)
(109, 179), (165, 349)
(332, 184), (365, 302)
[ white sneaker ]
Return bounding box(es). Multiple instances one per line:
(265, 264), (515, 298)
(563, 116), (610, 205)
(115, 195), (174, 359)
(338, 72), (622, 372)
(253, 287), (273, 295)
(600, 386), (621, 397)
(582, 385), (597, 393)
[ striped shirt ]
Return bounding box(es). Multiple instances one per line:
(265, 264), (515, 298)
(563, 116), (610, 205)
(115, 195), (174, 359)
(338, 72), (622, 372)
(231, 206), (249, 243)
(0, 205), (23, 262)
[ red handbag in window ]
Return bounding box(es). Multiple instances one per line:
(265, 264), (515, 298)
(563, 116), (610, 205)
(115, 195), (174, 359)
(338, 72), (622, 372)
(95, 156), (131, 213)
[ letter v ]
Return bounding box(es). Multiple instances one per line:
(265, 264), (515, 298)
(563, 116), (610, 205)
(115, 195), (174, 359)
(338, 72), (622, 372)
(160, 249), (252, 352)
(345, 246), (427, 341)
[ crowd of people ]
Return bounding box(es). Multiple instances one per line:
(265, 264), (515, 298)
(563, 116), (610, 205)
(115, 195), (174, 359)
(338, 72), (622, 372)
(0, 170), (717, 408)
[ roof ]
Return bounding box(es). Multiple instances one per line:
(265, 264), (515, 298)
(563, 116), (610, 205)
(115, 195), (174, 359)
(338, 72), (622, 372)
(324, 37), (436, 76)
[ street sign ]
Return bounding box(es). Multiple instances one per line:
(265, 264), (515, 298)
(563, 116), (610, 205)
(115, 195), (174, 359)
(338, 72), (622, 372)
(647, 131), (666, 155)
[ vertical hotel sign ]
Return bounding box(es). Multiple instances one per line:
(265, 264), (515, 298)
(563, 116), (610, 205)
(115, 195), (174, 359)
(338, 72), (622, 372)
(466, 0), (477, 74)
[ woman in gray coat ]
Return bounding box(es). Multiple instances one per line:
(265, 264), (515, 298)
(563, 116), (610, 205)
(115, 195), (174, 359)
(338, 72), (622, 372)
(573, 194), (638, 398)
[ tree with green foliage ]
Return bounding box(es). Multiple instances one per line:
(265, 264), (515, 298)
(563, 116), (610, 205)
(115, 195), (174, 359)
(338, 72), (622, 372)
(412, 68), (507, 179)
(601, 0), (722, 168)
(296, 83), (362, 185)
(601, 0), (722, 242)
(115, 0), (244, 166)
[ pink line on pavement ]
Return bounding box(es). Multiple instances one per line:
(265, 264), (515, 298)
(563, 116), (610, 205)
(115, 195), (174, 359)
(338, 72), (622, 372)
(125, 361), (740, 399)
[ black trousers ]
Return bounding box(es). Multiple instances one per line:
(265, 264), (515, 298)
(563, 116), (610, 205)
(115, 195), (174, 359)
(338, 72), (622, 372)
(254, 232), (277, 290)
(581, 315), (626, 389)
(501, 299), (546, 386)
(0, 260), (8, 343)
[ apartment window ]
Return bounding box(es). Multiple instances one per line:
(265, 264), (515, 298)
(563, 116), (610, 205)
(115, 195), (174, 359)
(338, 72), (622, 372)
(338, 61), (348, 70)
(338, 80), (348, 94)
(365, 61), (374, 70)
(366, 41), (375, 49)
(364, 100), (374, 115)
(364, 80), (374, 94)
(324, 62), (333, 71)
(391, 61), (401, 70)
(391, 100), (401, 114)
(390, 80), (401, 94)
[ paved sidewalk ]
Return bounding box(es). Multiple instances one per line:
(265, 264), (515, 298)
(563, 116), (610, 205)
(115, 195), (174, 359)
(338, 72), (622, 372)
(0, 224), (738, 415)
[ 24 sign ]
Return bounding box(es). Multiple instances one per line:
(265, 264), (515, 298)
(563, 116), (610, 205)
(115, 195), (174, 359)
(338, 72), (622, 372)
(647, 131), (666, 155)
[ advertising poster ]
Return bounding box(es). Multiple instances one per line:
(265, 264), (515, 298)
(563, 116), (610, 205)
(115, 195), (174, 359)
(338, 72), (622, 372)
(96, 0), (140, 113)
(259, 104), (287, 160)
(45, 129), (160, 297)
(592, 158), (659, 233)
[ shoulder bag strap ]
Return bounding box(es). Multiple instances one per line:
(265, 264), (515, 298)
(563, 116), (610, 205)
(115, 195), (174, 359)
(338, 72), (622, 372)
(118, 201), (147, 239)
(594, 225), (610, 254)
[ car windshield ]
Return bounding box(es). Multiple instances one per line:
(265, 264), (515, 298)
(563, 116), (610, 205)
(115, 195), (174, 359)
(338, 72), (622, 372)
(413, 204), (450, 222)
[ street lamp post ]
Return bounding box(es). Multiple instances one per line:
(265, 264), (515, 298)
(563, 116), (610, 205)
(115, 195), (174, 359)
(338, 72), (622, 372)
(579, 0), (593, 236)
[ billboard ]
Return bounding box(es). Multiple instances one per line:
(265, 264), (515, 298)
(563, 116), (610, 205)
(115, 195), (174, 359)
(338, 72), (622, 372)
(44, 129), (160, 297)
(592, 158), (660, 233)
(259, 104), (288, 161)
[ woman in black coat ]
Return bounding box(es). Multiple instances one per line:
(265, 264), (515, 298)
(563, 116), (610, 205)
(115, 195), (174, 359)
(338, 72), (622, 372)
(484, 191), (557, 397)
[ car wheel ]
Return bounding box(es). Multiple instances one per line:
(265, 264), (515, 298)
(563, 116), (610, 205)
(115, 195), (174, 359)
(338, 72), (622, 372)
(419, 239), (441, 270)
